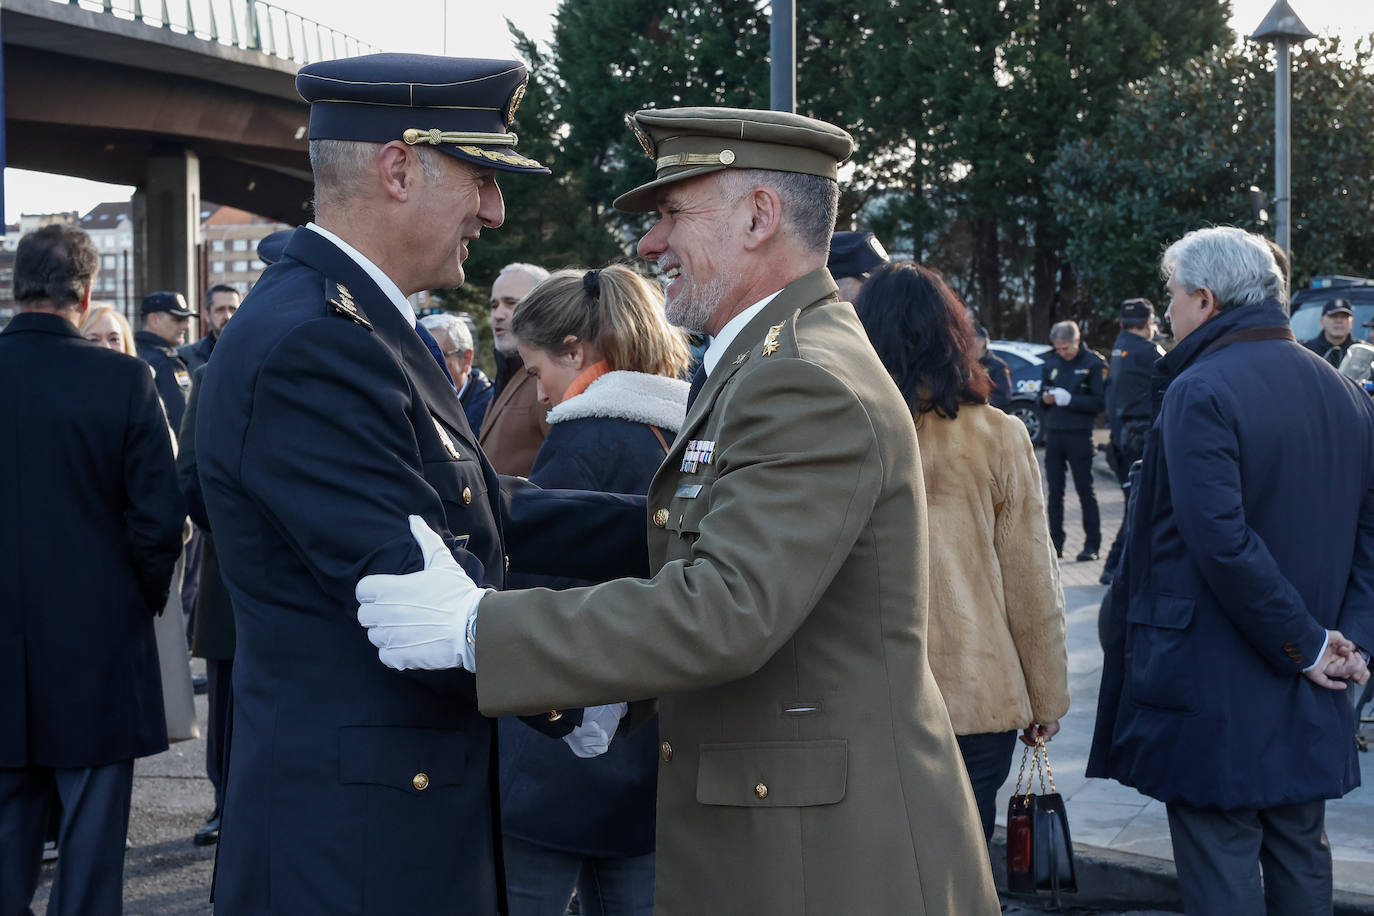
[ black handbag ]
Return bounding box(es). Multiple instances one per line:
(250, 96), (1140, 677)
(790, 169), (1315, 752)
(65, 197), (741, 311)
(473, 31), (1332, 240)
(1006, 737), (1077, 904)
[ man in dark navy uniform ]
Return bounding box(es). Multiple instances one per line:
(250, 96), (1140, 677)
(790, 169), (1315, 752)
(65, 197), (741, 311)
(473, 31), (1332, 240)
(1101, 298), (1164, 581)
(0, 225), (184, 915)
(196, 55), (620, 915)
(1040, 319), (1108, 560)
(135, 290), (195, 432)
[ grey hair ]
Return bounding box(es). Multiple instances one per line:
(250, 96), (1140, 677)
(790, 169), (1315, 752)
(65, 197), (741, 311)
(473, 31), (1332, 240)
(419, 313), (473, 352)
(498, 262), (550, 286)
(1161, 226), (1287, 310)
(1049, 320), (1080, 343)
(716, 168), (838, 255)
(309, 139), (442, 210)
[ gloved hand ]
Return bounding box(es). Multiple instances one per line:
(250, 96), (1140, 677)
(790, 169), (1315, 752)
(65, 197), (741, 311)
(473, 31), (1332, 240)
(563, 703), (628, 758)
(357, 515), (486, 672)
(1050, 386), (1072, 407)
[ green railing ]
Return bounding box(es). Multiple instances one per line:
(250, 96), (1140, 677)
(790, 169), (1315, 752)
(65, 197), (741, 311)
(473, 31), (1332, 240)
(63, 0), (377, 64)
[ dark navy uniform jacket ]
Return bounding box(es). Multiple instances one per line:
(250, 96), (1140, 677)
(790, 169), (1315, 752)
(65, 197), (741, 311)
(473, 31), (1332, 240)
(1104, 330), (1163, 430)
(1040, 346), (1107, 433)
(0, 313), (184, 769)
(178, 332), (216, 375)
(197, 228), (641, 915)
(136, 329), (193, 432)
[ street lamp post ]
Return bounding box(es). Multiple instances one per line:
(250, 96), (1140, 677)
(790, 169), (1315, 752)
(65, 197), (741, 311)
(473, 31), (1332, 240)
(1250, 0), (1315, 276)
(770, 0), (795, 113)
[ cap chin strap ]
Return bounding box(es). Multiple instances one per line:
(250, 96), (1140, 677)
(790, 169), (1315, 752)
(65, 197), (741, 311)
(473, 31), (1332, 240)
(402, 128), (519, 147)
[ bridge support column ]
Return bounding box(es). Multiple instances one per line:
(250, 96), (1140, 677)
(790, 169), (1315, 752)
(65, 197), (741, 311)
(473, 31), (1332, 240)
(133, 146), (201, 329)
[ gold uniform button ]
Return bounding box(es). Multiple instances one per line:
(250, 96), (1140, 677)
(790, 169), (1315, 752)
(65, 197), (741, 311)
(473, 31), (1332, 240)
(660, 741), (673, 762)
(754, 782), (768, 799)
(412, 772), (430, 791)
(547, 710), (563, 722)
(462, 487), (473, 505)
(653, 508), (670, 528)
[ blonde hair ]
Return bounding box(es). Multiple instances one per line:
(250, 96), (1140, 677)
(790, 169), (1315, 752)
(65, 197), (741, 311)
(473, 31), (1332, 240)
(80, 304), (137, 356)
(511, 265), (691, 378)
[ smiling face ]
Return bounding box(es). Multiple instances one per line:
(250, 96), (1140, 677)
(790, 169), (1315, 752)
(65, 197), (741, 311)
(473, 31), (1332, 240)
(411, 153), (504, 292)
(636, 174), (740, 334)
(84, 310), (127, 352)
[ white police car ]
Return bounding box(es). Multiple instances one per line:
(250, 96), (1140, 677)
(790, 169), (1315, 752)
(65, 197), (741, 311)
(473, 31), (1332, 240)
(987, 339), (1053, 445)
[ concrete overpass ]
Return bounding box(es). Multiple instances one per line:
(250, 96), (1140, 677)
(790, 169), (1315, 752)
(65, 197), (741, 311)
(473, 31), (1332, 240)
(2, 0), (372, 304)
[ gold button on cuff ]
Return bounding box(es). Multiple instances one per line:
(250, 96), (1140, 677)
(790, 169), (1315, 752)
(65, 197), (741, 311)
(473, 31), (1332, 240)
(660, 741), (673, 762)
(653, 508), (670, 528)
(547, 710), (563, 722)
(462, 487), (473, 505)
(754, 782), (768, 799)
(412, 772), (430, 791)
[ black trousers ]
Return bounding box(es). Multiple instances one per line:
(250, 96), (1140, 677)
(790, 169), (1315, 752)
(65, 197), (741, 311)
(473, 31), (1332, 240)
(206, 657), (234, 814)
(1167, 800), (1332, 916)
(954, 730), (1018, 846)
(1044, 429), (1100, 552)
(0, 760), (134, 916)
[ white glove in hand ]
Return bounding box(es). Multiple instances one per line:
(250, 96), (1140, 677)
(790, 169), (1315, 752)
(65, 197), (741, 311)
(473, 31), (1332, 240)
(357, 515), (486, 672)
(563, 703), (628, 758)
(1050, 386), (1072, 407)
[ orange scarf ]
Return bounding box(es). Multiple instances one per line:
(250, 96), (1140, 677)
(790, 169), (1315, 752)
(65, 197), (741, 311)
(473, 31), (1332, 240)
(562, 360), (611, 402)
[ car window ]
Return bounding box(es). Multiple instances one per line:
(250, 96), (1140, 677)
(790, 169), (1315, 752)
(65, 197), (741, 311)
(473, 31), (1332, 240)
(1291, 302), (1374, 343)
(991, 349), (1030, 370)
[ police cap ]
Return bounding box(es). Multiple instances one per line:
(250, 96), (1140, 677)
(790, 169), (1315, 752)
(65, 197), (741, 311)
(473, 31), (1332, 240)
(1322, 298), (1353, 317)
(1121, 298), (1155, 321)
(614, 107), (854, 212)
(296, 54), (549, 175)
(828, 231), (889, 280)
(140, 291), (194, 317)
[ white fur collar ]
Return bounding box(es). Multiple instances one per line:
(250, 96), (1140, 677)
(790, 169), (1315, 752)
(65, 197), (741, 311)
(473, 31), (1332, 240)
(547, 370), (689, 432)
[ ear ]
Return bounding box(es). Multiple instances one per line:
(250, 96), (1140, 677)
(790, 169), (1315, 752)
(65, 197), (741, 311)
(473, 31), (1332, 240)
(740, 185), (783, 252)
(1198, 287), (1221, 318)
(377, 141), (419, 204)
(458, 349), (475, 374)
(561, 334), (587, 370)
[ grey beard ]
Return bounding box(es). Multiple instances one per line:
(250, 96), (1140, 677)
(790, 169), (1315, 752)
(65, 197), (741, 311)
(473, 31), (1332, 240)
(665, 276), (725, 333)
(493, 334), (519, 356)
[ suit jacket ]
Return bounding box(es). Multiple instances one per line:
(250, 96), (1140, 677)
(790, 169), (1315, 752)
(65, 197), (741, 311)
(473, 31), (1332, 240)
(0, 312), (183, 769)
(477, 270), (999, 915)
(478, 364), (550, 476)
(197, 228), (575, 915)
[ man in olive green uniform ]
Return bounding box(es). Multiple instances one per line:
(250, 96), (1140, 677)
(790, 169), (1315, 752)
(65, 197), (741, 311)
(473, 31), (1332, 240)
(357, 107), (998, 915)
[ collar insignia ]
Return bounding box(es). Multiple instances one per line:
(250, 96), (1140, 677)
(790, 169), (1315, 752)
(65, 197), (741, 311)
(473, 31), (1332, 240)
(433, 417), (461, 460)
(761, 322), (784, 357)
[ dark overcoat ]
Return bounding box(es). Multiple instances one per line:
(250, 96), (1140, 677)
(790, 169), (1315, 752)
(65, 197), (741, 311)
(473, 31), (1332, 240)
(197, 228), (579, 915)
(1089, 301), (1374, 809)
(178, 365), (235, 661)
(136, 329), (192, 433)
(0, 312), (183, 769)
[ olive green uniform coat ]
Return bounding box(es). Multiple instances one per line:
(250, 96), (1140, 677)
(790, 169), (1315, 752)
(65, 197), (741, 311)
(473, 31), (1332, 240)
(477, 269), (999, 915)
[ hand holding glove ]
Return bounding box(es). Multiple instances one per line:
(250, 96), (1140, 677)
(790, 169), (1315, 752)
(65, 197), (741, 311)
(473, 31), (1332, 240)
(1050, 386), (1072, 407)
(357, 515), (486, 672)
(563, 703), (628, 758)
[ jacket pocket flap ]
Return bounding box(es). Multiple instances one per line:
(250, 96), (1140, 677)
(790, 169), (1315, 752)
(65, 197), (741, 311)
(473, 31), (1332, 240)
(696, 739), (848, 807)
(1126, 593), (1195, 630)
(338, 726), (468, 792)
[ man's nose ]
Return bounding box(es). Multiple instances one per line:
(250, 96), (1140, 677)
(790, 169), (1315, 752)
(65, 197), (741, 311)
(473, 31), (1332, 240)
(637, 219), (667, 261)
(481, 181), (505, 229)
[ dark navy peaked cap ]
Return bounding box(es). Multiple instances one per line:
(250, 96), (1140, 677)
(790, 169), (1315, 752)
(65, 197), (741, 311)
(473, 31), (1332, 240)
(296, 53), (549, 175)
(827, 231), (889, 280)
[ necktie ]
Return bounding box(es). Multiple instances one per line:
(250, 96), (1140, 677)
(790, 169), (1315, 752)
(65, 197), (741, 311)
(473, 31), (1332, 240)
(414, 323), (455, 385)
(686, 363), (707, 410)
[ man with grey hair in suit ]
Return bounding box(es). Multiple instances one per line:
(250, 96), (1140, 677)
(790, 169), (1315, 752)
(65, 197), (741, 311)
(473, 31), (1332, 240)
(420, 312), (493, 434)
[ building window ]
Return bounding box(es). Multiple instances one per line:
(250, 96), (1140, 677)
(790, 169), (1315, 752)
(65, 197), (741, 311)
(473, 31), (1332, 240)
(118, 233), (131, 246)
(251, 260), (264, 271)
(211, 239), (226, 252)
(232, 238), (250, 251)
(232, 260), (249, 272)
(102, 255), (116, 269)
(211, 261), (226, 273)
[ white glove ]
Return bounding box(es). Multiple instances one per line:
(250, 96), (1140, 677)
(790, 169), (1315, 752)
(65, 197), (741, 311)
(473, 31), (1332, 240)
(1050, 386), (1071, 407)
(563, 703), (628, 758)
(357, 515), (487, 672)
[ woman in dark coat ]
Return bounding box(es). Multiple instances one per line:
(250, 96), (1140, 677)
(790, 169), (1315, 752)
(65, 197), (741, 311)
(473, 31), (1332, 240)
(499, 264), (691, 916)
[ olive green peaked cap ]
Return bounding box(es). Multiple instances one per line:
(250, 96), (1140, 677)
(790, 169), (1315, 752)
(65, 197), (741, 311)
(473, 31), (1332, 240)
(613, 107), (855, 212)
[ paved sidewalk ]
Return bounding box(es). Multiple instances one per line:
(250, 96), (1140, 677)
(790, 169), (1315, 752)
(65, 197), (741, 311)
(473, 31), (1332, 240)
(1019, 447), (1374, 907)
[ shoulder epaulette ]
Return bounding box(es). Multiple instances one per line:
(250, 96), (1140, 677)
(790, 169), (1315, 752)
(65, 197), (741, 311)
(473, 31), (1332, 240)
(325, 280), (372, 330)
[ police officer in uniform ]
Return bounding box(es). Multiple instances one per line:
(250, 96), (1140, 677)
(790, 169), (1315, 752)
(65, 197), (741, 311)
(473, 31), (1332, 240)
(1101, 298), (1164, 581)
(196, 54), (624, 915)
(135, 291), (195, 432)
(1040, 319), (1108, 560)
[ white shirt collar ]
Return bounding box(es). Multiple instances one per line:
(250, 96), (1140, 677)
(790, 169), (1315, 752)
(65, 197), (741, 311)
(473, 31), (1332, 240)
(702, 291), (781, 376)
(305, 222), (416, 328)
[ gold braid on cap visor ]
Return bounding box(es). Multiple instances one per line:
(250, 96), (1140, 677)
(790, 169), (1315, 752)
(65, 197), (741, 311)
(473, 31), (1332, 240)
(403, 128), (519, 146)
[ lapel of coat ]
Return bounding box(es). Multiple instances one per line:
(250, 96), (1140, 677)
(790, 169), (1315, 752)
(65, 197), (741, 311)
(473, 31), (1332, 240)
(480, 369), (531, 437)
(282, 229), (478, 449)
(668, 268), (840, 455)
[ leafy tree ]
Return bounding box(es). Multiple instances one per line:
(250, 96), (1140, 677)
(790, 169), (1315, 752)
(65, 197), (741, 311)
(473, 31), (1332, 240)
(1048, 36), (1374, 318)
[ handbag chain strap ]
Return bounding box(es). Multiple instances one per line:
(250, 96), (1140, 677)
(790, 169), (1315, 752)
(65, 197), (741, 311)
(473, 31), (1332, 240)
(1013, 736), (1059, 799)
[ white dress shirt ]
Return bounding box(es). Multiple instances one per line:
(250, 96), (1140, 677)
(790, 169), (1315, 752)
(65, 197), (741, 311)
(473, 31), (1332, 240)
(701, 291), (781, 376)
(305, 222), (415, 328)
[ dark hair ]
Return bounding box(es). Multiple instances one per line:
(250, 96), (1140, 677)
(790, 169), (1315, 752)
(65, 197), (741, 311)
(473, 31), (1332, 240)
(205, 283), (239, 306)
(14, 225), (98, 307)
(855, 261), (991, 419)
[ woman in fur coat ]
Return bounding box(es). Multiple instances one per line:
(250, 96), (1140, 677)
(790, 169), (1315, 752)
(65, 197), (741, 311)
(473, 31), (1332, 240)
(499, 264), (692, 916)
(856, 261), (1070, 847)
